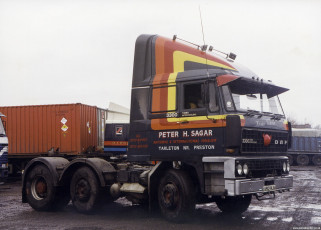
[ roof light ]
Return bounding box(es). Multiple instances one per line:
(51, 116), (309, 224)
(201, 45), (208, 52)
(228, 52), (237, 60)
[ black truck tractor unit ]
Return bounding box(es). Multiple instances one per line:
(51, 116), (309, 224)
(22, 35), (293, 222)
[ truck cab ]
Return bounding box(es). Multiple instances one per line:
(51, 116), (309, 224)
(0, 113), (8, 184)
(21, 34), (293, 222)
(128, 34), (292, 207)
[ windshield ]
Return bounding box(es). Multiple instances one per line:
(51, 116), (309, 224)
(221, 79), (286, 116)
(232, 93), (284, 115)
(0, 118), (5, 136)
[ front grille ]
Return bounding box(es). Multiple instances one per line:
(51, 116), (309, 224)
(246, 159), (283, 170)
(241, 129), (288, 153)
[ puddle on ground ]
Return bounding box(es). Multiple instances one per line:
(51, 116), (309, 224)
(311, 217), (321, 224)
(282, 217), (293, 222)
(267, 217), (278, 221)
(249, 206), (285, 212)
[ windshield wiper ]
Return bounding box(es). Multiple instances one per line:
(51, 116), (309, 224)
(244, 110), (262, 117)
(271, 114), (283, 120)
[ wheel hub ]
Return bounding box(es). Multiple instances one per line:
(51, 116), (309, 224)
(31, 177), (48, 200)
(36, 181), (47, 194)
(75, 179), (91, 202)
(161, 183), (179, 209)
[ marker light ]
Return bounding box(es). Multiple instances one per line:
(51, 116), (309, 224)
(228, 52), (237, 60)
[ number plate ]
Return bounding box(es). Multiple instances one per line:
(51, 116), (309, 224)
(263, 185), (276, 192)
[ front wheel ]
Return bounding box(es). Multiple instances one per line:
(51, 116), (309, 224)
(216, 195), (252, 214)
(70, 167), (102, 213)
(158, 169), (195, 222)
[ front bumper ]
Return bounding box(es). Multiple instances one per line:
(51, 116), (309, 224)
(226, 175), (293, 196)
(203, 156), (293, 196)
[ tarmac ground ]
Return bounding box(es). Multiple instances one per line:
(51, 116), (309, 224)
(0, 166), (320, 230)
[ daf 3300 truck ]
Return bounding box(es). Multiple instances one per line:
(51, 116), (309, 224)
(22, 34), (293, 222)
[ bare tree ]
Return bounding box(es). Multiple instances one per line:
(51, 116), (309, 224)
(286, 114), (299, 125)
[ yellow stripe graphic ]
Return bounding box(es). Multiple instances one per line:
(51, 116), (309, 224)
(165, 51), (237, 123)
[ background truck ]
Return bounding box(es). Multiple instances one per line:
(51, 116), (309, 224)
(21, 34), (293, 222)
(287, 128), (321, 166)
(0, 113), (9, 184)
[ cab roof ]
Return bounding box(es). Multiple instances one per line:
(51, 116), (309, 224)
(132, 34), (288, 96)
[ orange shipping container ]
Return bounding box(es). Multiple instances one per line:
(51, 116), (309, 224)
(0, 103), (105, 157)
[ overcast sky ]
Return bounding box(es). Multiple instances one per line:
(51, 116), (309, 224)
(0, 0), (320, 125)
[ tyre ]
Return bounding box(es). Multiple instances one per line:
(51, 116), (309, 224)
(158, 169), (195, 222)
(296, 154), (309, 166)
(25, 165), (57, 211)
(70, 167), (102, 213)
(312, 155), (321, 166)
(216, 195), (252, 214)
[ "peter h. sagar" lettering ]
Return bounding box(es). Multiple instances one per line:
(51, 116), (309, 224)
(158, 129), (213, 138)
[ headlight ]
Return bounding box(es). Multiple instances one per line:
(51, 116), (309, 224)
(287, 162), (290, 172)
(236, 164), (243, 175)
(283, 162), (287, 172)
(243, 163), (249, 175)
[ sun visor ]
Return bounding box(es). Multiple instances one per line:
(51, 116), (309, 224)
(223, 77), (289, 97)
(265, 84), (289, 97)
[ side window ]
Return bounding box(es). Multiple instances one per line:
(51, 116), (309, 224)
(184, 83), (205, 110)
(222, 85), (235, 111)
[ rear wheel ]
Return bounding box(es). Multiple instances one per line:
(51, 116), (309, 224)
(70, 167), (102, 213)
(158, 169), (195, 222)
(26, 165), (66, 211)
(296, 154), (309, 166)
(216, 195), (252, 214)
(312, 155), (321, 166)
